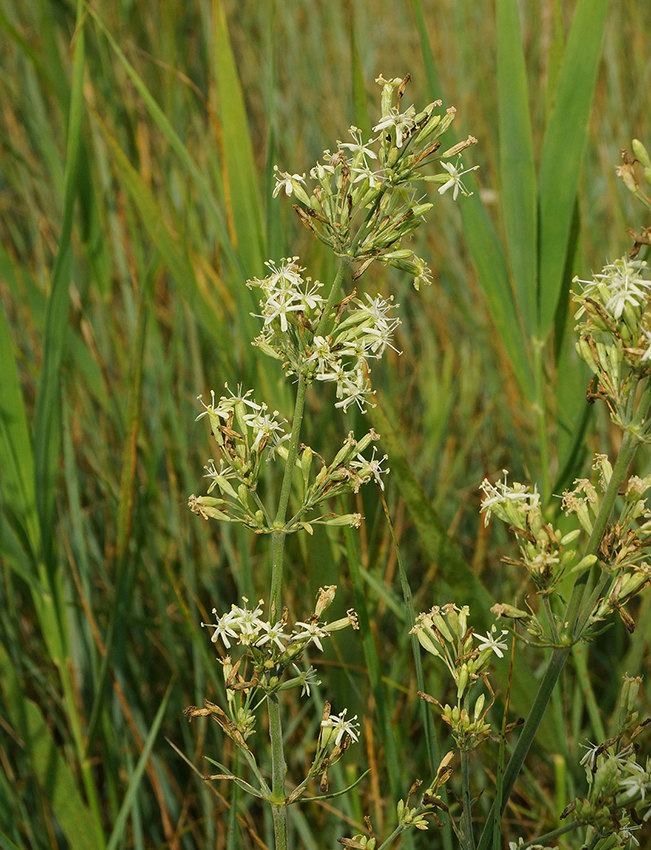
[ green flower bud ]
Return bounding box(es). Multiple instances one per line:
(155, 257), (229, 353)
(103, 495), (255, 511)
(560, 528), (581, 546)
(456, 663), (469, 699)
(473, 693), (485, 722)
(620, 673), (643, 714)
(301, 446), (313, 489)
(633, 139), (651, 169)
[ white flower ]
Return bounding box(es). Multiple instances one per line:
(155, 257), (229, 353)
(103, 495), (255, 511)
(292, 621), (330, 652)
(321, 708), (361, 744)
(310, 160), (336, 181)
(338, 126), (378, 161)
(243, 407), (287, 452)
(351, 164), (385, 189)
(272, 166), (307, 198)
(203, 459), (237, 493)
(620, 771), (650, 802)
(438, 157), (479, 200)
(255, 621), (290, 652)
(475, 625), (509, 658)
(334, 367), (375, 413)
(226, 598), (267, 645)
(480, 472), (539, 526)
(292, 664), (319, 697)
(350, 447), (389, 490)
(373, 105), (416, 148)
(640, 328), (651, 362)
(201, 608), (239, 648)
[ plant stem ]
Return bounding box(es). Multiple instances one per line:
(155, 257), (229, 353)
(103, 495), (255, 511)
(476, 416), (646, 850)
(268, 693), (289, 850)
(461, 749), (475, 850)
(266, 257), (349, 850)
(532, 337), (550, 505)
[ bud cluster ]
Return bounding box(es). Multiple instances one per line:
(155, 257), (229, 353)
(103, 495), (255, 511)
(276, 74), (477, 289)
(562, 455), (651, 632)
(201, 587), (357, 689)
(189, 385), (386, 532)
(480, 472), (584, 594)
(562, 696), (651, 849)
(617, 138), (651, 217)
(574, 255), (651, 432)
(249, 257), (402, 412)
(412, 604), (506, 750)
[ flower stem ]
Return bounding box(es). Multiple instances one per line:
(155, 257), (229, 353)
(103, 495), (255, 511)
(532, 337), (550, 505)
(266, 257), (349, 850)
(476, 412), (647, 850)
(461, 749), (475, 850)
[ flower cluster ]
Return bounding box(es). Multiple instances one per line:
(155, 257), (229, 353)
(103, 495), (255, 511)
(538, 676), (651, 849)
(201, 588), (358, 683)
(412, 604), (507, 750)
(480, 471), (585, 595)
(275, 74), (477, 289)
(249, 257), (402, 412)
(561, 455), (651, 632)
(574, 256), (651, 432)
(189, 385), (387, 532)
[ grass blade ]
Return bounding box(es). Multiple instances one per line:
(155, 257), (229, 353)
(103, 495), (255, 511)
(537, 0), (609, 336)
(105, 680), (175, 850)
(0, 288), (39, 557)
(212, 0), (265, 276)
(33, 8), (85, 561)
(0, 645), (105, 850)
(496, 0), (537, 337)
(87, 5), (245, 282)
(411, 1), (534, 399)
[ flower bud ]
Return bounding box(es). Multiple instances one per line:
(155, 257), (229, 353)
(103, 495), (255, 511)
(632, 139), (651, 169)
(301, 446), (313, 489)
(620, 673), (643, 715)
(473, 693), (485, 722)
(456, 663), (469, 699)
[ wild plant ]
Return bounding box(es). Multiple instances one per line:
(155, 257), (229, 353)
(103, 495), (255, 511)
(183, 58), (651, 848)
(183, 75), (478, 850)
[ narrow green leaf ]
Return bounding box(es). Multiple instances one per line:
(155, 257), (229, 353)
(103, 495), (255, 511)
(344, 526), (406, 806)
(90, 109), (223, 342)
(459, 190), (534, 400)
(212, 0), (265, 276)
(0, 295), (39, 556)
(105, 680), (175, 850)
(497, 0), (537, 336)
(87, 6), (245, 282)
(33, 14), (85, 559)
(0, 833), (21, 850)
(116, 267), (152, 561)
(411, 2), (533, 399)
(0, 645), (105, 850)
(537, 0), (609, 336)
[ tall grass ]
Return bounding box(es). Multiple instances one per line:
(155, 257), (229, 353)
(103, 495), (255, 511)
(1, 1), (651, 848)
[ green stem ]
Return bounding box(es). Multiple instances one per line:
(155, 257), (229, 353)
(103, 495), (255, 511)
(532, 337), (550, 504)
(461, 749), (475, 850)
(266, 258), (349, 850)
(477, 415), (646, 850)
(267, 693), (289, 850)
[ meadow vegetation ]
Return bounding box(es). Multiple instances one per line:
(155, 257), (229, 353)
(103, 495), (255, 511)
(2, 1), (651, 848)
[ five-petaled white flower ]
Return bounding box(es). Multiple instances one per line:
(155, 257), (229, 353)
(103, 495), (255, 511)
(438, 157), (479, 200)
(321, 708), (361, 745)
(475, 626), (509, 658)
(272, 166), (307, 198)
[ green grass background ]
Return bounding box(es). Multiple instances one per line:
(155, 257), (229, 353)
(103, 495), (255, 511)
(1, 0), (651, 848)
